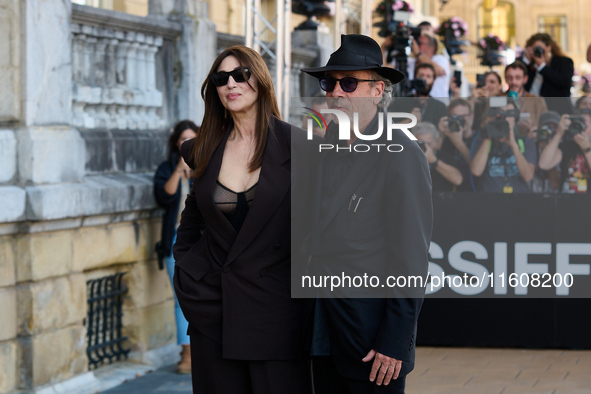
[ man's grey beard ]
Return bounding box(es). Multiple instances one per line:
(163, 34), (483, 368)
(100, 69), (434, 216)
(327, 97), (351, 112)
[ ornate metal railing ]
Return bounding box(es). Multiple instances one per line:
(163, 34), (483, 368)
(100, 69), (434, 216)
(85, 273), (130, 370)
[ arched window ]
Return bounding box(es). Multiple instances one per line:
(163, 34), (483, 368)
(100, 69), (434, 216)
(477, 1), (515, 47)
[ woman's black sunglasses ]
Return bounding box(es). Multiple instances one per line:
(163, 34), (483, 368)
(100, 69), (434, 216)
(319, 76), (378, 93)
(211, 67), (251, 86)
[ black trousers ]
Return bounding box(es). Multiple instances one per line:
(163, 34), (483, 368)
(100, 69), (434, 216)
(189, 327), (312, 394)
(312, 356), (406, 394)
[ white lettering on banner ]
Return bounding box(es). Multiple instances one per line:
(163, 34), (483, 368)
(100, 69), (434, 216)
(494, 243), (508, 295)
(426, 241), (591, 296)
(514, 243), (551, 295)
(556, 244), (591, 296)
(447, 241), (490, 295)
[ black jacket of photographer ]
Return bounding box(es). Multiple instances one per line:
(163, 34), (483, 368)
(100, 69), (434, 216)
(522, 55), (574, 114)
(154, 152), (191, 259)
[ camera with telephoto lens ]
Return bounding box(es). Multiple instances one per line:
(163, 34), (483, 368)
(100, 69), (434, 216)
(408, 78), (428, 96)
(382, 23), (422, 65)
(484, 97), (518, 139)
(448, 115), (465, 132)
(417, 139), (427, 153)
(534, 46), (545, 58)
(567, 115), (587, 138)
(537, 124), (555, 142)
(375, 9), (421, 64)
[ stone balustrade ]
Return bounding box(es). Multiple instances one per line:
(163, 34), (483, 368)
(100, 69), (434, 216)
(70, 23), (166, 131)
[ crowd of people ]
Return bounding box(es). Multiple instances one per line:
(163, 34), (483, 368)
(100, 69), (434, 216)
(151, 27), (589, 394)
(383, 30), (590, 194)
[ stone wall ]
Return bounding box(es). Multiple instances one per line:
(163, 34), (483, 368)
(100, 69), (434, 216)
(0, 0), (190, 391)
(0, 213), (175, 392)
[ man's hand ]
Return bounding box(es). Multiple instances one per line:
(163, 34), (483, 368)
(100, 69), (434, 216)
(438, 116), (449, 134)
(411, 107), (422, 123)
(499, 123), (518, 150)
(362, 349), (402, 386)
(557, 114), (570, 137)
(446, 126), (465, 147)
(424, 144), (437, 164)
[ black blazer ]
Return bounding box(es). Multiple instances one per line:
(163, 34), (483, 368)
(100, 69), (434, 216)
(308, 113), (433, 380)
(173, 117), (316, 361)
(523, 55), (574, 114)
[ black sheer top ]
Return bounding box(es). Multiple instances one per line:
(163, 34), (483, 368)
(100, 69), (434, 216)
(214, 181), (257, 232)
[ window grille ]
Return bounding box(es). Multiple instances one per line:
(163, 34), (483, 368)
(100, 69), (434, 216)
(85, 273), (130, 369)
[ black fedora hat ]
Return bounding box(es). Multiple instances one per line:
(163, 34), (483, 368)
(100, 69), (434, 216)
(301, 34), (405, 85)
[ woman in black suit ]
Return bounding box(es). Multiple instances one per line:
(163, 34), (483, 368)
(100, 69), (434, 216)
(172, 45), (313, 394)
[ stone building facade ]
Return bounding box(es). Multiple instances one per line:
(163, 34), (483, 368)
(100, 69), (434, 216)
(0, 0), (319, 392)
(0, 0), (208, 392)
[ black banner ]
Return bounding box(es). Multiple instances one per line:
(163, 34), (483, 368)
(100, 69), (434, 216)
(419, 193), (591, 348)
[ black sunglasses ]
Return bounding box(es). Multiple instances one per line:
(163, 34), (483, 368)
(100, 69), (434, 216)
(211, 67), (251, 86)
(319, 76), (378, 93)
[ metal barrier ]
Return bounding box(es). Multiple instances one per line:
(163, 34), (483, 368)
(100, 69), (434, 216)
(85, 273), (130, 369)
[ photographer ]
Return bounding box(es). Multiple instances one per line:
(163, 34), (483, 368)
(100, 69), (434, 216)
(413, 122), (463, 191)
(418, 21), (449, 57)
(393, 63), (448, 129)
(470, 98), (537, 193)
(522, 33), (574, 114)
(538, 97), (591, 193)
(473, 71), (503, 98)
(504, 61), (547, 137)
(531, 111), (561, 193)
(408, 31), (451, 98)
(472, 72), (503, 132)
(438, 98), (477, 191)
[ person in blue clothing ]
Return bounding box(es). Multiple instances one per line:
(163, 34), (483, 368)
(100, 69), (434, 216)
(154, 120), (199, 374)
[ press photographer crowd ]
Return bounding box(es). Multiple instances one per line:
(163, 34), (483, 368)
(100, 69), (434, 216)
(308, 16), (591, 194)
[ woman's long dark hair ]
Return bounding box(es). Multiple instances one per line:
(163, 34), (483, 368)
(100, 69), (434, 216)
(191, 46), (281, 178)
(168, 120), (200, 162)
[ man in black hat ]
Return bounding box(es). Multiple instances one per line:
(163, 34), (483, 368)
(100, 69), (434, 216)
(301, 34), (432, 393)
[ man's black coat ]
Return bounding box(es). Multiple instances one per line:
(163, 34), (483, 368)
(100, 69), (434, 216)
(307, 112), (433, 381)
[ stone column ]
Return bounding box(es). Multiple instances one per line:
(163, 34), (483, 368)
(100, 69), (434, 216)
(166, 0), (217, 124)
(2, 0), (88, 391)
(116, 40), (131, 86)
(126, 35), (139, 90)
(292, 27), (334, 97)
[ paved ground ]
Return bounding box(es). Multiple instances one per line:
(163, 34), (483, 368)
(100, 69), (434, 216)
(407, 347), (591, 394)
(100, 347), (591, 393)
(101, 364), (191, 393)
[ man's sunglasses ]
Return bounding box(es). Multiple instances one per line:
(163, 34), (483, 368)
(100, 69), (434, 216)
(210, 67), (251, 86)
(319, 76), (378, 93)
